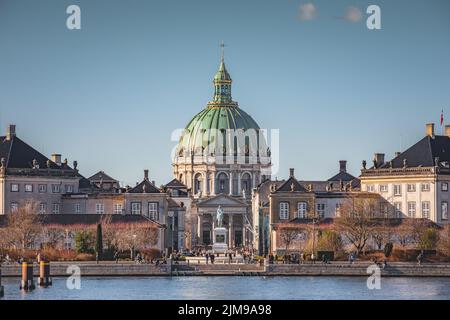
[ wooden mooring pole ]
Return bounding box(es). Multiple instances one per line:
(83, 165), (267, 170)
(20, 262), (35, 291)
(0, 265), (4, 298)
(39, 261), (52, 287)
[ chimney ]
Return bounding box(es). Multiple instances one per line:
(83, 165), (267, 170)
(339, 160), (347, 173)
(289, 168), (295, 178)
(6, 124), (16, 141)
(144, 169), (149, 180)
(426, 123), (435, 137)
(51, 154), (61, 166)
(395, 151), (401, 157)
(374, 153), (385, 167)
(445, 125), (450, 138)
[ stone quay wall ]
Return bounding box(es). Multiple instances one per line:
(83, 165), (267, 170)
(1, 261), (450, 277)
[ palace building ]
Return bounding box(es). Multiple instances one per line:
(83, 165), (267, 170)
(170, 51), (271, 249)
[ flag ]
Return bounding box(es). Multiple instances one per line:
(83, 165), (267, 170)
(441, 109), (444, 126)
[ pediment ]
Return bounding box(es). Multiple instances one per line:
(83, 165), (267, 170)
(197, 194), (247, 208)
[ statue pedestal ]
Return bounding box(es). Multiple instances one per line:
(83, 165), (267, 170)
(212, 227), (228, 254)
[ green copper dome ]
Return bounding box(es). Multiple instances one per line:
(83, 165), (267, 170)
(177, 56), (262, 157)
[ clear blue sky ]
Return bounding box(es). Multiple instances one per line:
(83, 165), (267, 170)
(1, 0), (449, 186)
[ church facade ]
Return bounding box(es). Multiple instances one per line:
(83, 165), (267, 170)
(170, 51), (271, 249)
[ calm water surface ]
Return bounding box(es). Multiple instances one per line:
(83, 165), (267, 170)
(1, 276), (450, 300)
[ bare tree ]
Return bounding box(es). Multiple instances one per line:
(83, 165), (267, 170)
(41, 226), (66, 249)
(5, 202), (42, 251)
(335, 198), (378, 255)
(278, 224), (301, 256)
(115, 222), (159, 259)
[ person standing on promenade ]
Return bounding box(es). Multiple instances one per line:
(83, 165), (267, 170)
(205, 252), (209, 265)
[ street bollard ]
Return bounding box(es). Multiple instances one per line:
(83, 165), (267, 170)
(39, 261), (52, 287)
(0, 266), (4, 298)
(20, 262), (35, 291)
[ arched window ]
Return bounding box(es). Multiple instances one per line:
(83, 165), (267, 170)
(217, 172), (229, 194)
(241, 173), (252, 194)
(194, 173), (202, 195)
(279, 202), (289, 220)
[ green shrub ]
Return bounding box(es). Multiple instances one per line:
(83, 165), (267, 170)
(419, 228), (440, 250)
(75, 230), (95, 254)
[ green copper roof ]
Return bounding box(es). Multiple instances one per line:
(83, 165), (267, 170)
(177, 56), (262, 156)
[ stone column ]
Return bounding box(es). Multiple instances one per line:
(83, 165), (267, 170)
(242, 216), (247, 247)
(212, 214), (216, 243)
(197, 214), (203, 245)
(237, 173), (241, 196)
(228, 214), (233, 248)
(252, 172), (256, 189)
(229, 172), (233, 196)
(203, 172), (208, 196)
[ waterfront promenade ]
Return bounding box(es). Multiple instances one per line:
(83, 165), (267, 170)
(2, 261), (450, 277)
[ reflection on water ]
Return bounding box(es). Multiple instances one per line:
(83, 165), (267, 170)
(1, 276), (449, 300)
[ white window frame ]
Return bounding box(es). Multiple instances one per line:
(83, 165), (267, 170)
(65, 185), (73, 193)
(422, 201), (430, 219)
(95, 203), (105, 214)
(38, 184), (47, 193)
(113, 203), (123, 215)
(11, 183), (19, 192)
(25, 184), (33, 192)
(52, 203), (60, 214)
(407, 184), (416, 192)
(279, 202), (289, 220)
(52, 184), (60, 193)
(442, 183), (448, 192)
(10, 202), (19, 212)
(335, 203), (342, 217)
(393, 184), (402, 196)
(39, 203), (47, 214)
(421, 183), (430, 192)
(131, 202), (142, 215)
(75, 203), (81, 214)
(317, 203), (326, 218)
(379, 185), (388, 193)
(296, 202), (307, 219)
(394, 202), (402, 218)
(442, 201), (448, 220)
(148, 202), (159, 220)
(407, 201), (416, 218)
(366, 185), (375, 192)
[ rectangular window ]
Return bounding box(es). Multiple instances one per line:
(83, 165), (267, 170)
(442, 183), (448, 192)
(394, 202), (402, 218)
(407, 202), (416, 218)
(131, 202), (142, 215)
(380, 203), (389, 217)
(407, 184), (416, 192)
(393, 184), (402, 196)
(379, 185), (388, 193)
(75, 203), (81, 214)
(52, 184), (60, 193)
(366, 185), (375, 192)
(39, 203), (47, 214)
(65, 185), (73, 193)
(114, 203), (123, 215)
(25, 184), (33, 192)
(11, 183), (19, 192)
(317, 203), (325, 218)
(335, 203), (342, 217)
(38, 184), (47, 193)
(148, 202), (159, 220)
(279, 202), (289, 220)
(421, 183), (430, 192)
(95, 203), (104, 214)
(297, 202), (307, 219)
(52, 203), (60, 214)
(422, 201), (430, 219)
(10, 202), (19, 212)
(442, 201), (448, 220)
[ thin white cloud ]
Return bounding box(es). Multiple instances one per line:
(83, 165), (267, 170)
(299, 3), (317, 21)
(344, 6), (363, 23)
